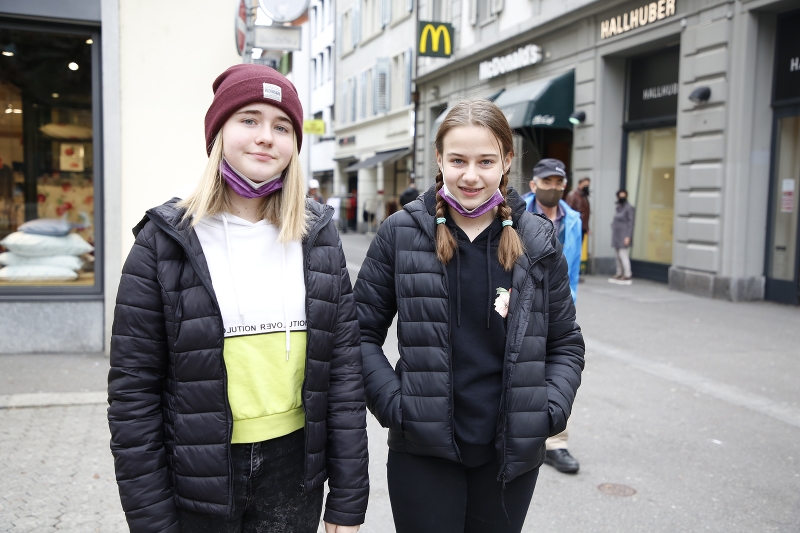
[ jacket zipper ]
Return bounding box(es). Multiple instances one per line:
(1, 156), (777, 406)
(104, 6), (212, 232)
(497, 252), (553, 483)
(299, 207), (334, 493)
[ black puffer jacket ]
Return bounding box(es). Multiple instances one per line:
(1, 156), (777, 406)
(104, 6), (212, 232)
(108, 199), (368, 533)
(354, 187), (584, 482)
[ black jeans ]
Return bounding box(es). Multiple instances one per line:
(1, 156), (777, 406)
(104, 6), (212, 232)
(387, 449), (539, 533)
(179, 429), (323, 533)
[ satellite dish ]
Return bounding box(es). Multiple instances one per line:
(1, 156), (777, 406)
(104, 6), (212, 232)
(258, 0), (309, 23)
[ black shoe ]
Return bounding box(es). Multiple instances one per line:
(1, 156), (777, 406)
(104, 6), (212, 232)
(544, 449), (580, 473)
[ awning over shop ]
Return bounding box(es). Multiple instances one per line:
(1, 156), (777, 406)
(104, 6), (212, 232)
(430, 89), (506, 139)
(492, 70), (575, 129)
(344, 148), (410, 171)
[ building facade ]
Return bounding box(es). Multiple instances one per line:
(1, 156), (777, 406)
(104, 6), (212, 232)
(307, 0), (337, 200)
(413, 0), (800, 304)
(0, 0), (243, 353)
(334, 0), (417, 232)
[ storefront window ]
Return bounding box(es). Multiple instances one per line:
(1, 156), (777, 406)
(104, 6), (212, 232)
(767, 116), (800, 281)
(626, 127), (676, 264)
(0, 26), (96, 288)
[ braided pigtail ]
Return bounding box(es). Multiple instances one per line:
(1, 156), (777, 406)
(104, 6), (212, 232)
(435, 172), (458, 265)
(497, 173), (524, 271)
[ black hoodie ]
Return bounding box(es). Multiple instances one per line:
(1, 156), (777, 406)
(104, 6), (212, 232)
(444, 216), (512, 466)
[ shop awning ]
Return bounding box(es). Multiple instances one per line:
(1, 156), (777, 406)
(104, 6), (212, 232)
(344, 148), (410, 171)
(430, 89), (506, 139)
(492, 70), (575, 129)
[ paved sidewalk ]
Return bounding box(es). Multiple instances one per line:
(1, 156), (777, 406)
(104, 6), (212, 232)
(1, 265), (799, 532)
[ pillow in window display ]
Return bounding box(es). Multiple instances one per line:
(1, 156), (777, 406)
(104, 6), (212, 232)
(0, 232), (94, 257)
(0, 265), (79, 282)
(0, 252), (84, 271)
(19, 218), (73, 237)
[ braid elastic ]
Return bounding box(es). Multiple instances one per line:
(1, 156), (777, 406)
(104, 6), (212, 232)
(435, 173), (457, 264)
(497, 181), (524, 271)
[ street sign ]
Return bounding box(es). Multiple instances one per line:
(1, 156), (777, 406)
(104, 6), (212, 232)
(303, 119), (326, 135)
(235, 0), (248, 56)
(418, 21), (453, 58)
(258, 0), (309, 23)
(254, 25), (302, 51)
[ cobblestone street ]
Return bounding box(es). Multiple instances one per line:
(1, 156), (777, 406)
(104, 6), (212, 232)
(0, 404), (125, 533)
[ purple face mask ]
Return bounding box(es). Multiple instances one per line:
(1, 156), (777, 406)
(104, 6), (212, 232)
(438, 181), (505, 218)
(220, 158), (284, 199)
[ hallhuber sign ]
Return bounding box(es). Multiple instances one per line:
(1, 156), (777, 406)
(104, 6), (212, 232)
(600, 0), (676, 40)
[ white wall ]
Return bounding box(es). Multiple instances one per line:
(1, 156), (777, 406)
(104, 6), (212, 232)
(118, 0), (242, 260)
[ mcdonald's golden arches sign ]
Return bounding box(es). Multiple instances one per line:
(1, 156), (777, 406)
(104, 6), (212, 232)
(418, 21), (453, 58)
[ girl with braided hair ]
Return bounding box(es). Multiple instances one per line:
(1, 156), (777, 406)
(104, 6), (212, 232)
(354, 99), (584, 533)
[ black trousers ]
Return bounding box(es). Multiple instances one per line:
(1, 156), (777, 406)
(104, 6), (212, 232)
(387, 449), (539, 533)
(179, 429), (323, 533)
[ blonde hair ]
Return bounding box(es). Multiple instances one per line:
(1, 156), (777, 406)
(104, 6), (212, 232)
(178, 133), (308, 243)
(433, 99), (525, 271)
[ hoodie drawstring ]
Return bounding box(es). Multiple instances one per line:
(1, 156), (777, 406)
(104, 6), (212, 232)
(486, 228), (493, 329)
(281, 243), (291, 360)
(455, 242), (462, 328)
(221, 214), (246, 325)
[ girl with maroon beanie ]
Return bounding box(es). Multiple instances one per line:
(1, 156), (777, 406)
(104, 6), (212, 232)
(108, 65), (368, 533)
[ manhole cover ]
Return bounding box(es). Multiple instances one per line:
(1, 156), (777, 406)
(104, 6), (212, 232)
(597, 483), (636, 497)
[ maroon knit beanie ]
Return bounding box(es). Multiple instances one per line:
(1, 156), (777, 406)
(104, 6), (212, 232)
(204, 64), (304, 155)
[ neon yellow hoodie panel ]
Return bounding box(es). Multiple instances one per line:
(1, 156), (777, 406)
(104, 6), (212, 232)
(224, 331), (307, 444)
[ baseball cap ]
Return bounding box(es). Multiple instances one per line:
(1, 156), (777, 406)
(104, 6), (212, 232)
(533, 158), (567, 179)
(308, 178), (320, 189)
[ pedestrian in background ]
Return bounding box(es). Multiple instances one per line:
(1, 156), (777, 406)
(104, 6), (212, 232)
(107, 64), (368, 533)
(398, 180), (419, 207)
(610, 188), (635, 285)
(565, 177), (590, 279)
(355, 99), (584, 533)
(307, 177), (323, 203)
(525, 159), (582, 474)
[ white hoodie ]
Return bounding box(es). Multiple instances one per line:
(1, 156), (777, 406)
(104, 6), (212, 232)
(194, 213), (306, 354)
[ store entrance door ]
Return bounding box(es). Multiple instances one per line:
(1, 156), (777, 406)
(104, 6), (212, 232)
(765, 106), (800, 305)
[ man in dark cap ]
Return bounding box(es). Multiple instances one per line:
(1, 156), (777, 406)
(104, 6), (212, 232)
(525, 158), (582, 474)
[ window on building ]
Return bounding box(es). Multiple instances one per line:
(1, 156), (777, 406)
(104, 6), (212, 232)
(341, 10), (353, 54)
(393, 0), (412, 21)
(313, 111), (323, 143)
(0, 25), (100, 291)
(325, 46), (332, 81)
(311, 6), (318, 37)
(626, 127), (676, 265)
(340, 82), (348, 125)
(373, 59), (390, 114)
(431, 0), (442, 19)
(476, 0), (491, 24)
(391, 54), (404, 110)
(362, 0), (384, 39)
(350, 76), (357, 123)
(359, 72), (367, 119)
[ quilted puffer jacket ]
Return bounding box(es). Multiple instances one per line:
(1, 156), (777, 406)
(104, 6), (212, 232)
(108, 199), (368, 533)
(355, 187), (584, 483)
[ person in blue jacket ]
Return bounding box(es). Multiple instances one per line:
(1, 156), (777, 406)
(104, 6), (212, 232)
(524, 159), (581, 303)
(524, 158), (582, 474)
